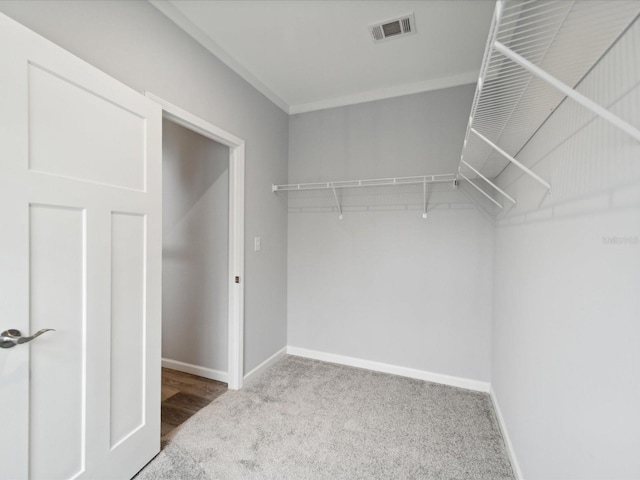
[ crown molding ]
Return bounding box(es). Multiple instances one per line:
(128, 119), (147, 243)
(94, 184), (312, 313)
(289, 71), (479, 114)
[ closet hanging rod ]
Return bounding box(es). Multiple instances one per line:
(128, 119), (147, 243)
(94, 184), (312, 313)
(272, 173), (457, 193)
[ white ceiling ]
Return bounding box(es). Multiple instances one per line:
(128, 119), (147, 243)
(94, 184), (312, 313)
(150, 0), (495, 114)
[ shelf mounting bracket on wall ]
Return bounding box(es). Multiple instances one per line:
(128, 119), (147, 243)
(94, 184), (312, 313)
(461, 160), (516, 204)
(494, 41), (640, 144)
(422, 178), (428, 219)
(330, 184), (343, 220)
(471, 128), (551, 192)
(459, 172), (503, 210)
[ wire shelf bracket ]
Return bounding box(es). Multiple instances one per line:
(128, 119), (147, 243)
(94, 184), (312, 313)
(471, 127), (551, 192)
(459, 172), (504, 210)
(331, 184), (343, 220)
(461, 160), (516, 204)
(422, 177), (428, 219)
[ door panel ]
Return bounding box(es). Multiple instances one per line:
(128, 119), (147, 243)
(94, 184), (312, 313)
(29, 205), (86, 480)
(0, 13), (161, 480)
(110, 213), (146, 448)
(28, 63), (147, 191)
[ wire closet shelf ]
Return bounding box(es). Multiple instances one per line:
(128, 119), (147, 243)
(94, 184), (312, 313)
(457, 0), (640, 211)
(273, 174), (458, 219)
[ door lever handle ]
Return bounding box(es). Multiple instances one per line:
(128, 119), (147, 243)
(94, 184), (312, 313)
(0, 328), (55, 349)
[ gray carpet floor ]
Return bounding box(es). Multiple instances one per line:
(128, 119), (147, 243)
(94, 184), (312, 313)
(137, 356), (514, 479)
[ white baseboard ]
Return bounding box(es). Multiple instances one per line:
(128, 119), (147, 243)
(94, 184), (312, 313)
(286, 346), (490, 393)
(243, 346), (287, 384)
(162, 358), (228, 383)
(490, 387), (524, 480)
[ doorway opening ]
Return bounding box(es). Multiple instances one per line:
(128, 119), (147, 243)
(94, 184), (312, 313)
(160, 118), (229, 442)
(145, 93), (246, 442)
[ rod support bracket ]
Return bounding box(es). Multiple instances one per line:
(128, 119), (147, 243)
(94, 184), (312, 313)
(330, 184), (343, 219)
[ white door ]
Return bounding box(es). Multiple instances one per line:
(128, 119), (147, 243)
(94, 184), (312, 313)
(0, 14), (162, 479)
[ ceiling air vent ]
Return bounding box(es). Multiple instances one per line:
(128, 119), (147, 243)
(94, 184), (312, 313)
(369, 13), (416, 43)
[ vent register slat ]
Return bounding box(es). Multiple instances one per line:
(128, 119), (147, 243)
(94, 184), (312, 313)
(371, 25), (384, 42)
(402, 17), (412, 34)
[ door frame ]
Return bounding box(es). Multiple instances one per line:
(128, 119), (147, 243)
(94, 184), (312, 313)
(145, 92), (245, 390)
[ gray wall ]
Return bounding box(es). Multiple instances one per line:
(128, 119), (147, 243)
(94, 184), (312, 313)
(162, 120), (229, 372)
(287, 86), (495, 382)
(492, 20), (640, 479)
(0, 0), (289, 373)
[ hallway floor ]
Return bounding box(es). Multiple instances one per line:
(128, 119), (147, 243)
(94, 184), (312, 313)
(161, 368), (227, 444)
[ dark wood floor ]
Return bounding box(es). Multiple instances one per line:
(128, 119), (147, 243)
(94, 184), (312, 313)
(161, 368), (227, 442)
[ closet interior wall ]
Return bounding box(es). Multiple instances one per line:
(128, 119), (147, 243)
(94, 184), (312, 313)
(162, 120), (229, 376)
(491, 14), (640, 480)
(287, 85), (495, 383)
